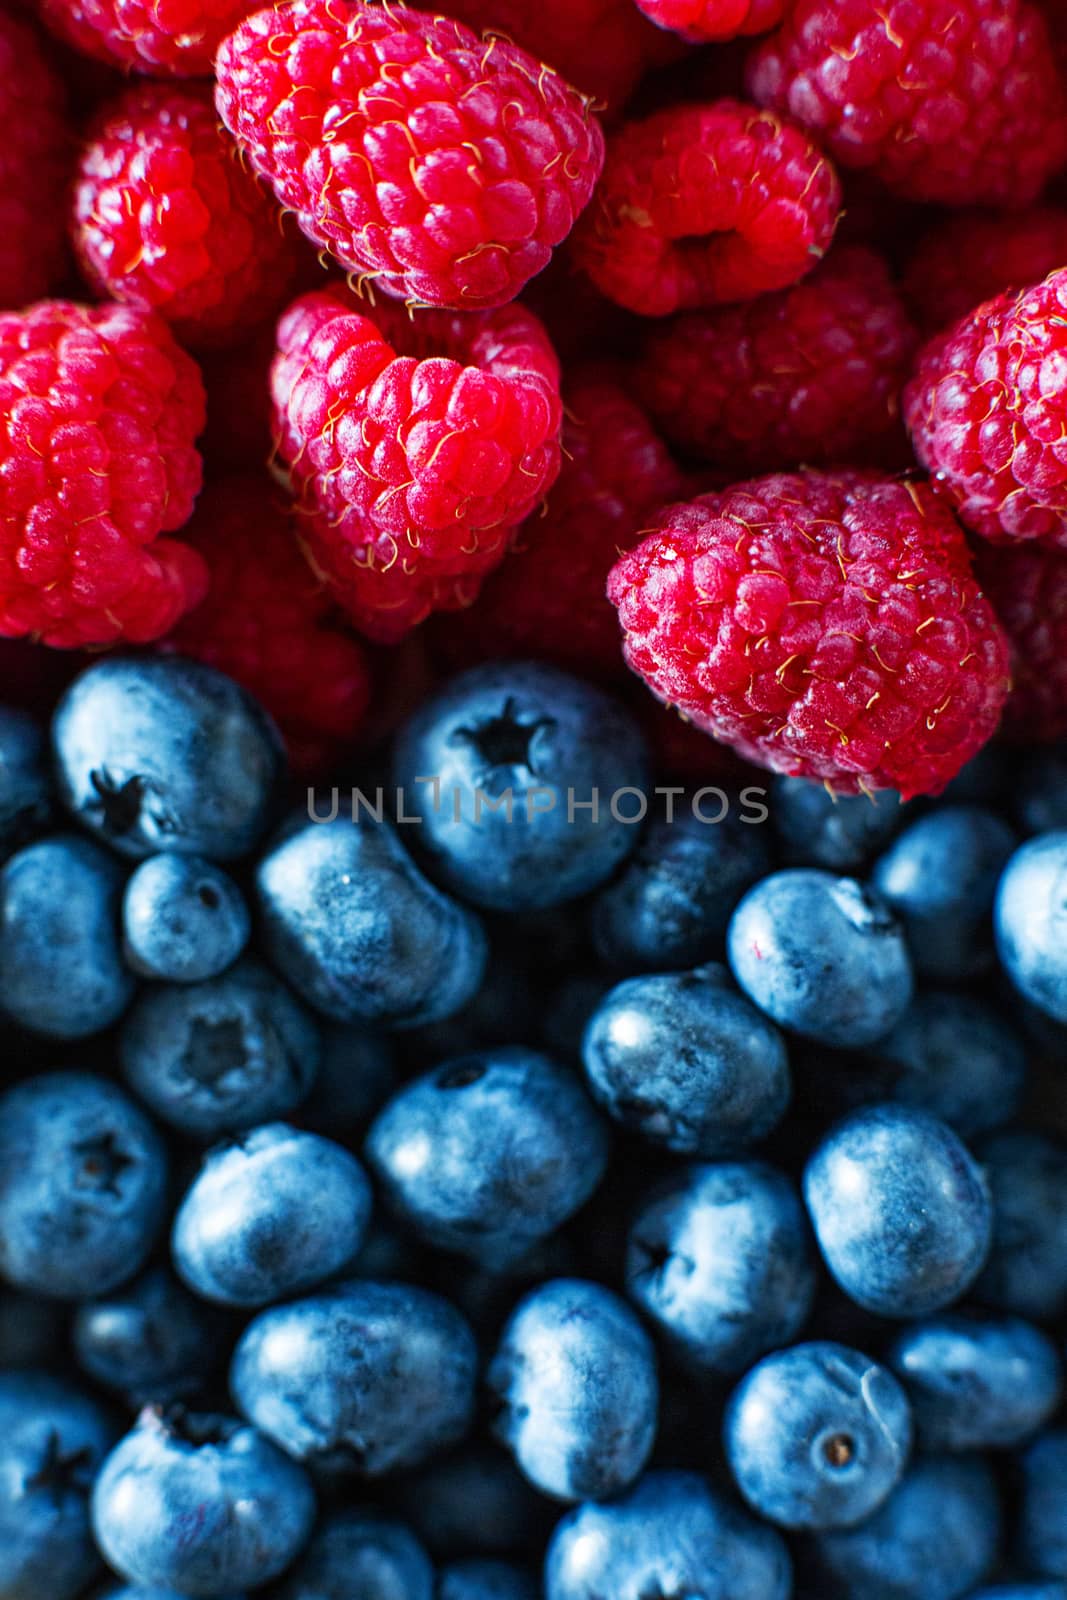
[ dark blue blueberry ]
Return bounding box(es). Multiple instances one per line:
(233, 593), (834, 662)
(1021, 1432), (1067, 1579)
(488, 1278), (658, 1502)
(581, 963), (790, 1156)
(255, 817), (487, 1027)
(172, 1121), (372, 1307)
(0, 1370), (117, 1600)
(1015, 748), (1067, 834)
(804, 1105), (992, 1318)
(544, 1469), (792, 1600)
(0, 1071), (168, 1297)
(91, 1407), (315, 1596)
(0, 706), (53, 858)
(625, 1161), (816, 1377)
(872, 991), (1027, 1137)
(801, 1456), (1002, 1600)
(771, 776), (904, 871)
(101, 1587), (246, 1599)
(52, 656), (284, 860)
(727, 871), (913, 1047)
(724, 1341), (912, 1530)
(365, 1048), (608, 1266)
(973, 1132), (1067, 1322)
(391, 661), (650, 911)
(73, 1266), (228, 1406)
(273, 1509), (433, 1600)
(396, 1444), (552, 1560)
(886, 1311), (1061, 1452)
(119, 956), (321, 1138)
(298, 1021), (395, 1135)
(0, 834), (134, 1038)
(964, 1586), (1067, 1599)
(995, 833), (1067, 1023)
(589, 807), (771, 972)
(230, 1280), (477, 1474)
(122, 854), (249, 983)
(438, 1560), (538, 1600)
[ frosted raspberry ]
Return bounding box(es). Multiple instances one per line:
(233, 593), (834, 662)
(975, 542), (1067, 742)
(747, 0), (1067, 206)
(905, 268), (1067, 546)
(0, 301), (206, 650)
(905, 207), (1067, 334)
(0, 11), (70, 309)
(166, 475), (372, 775)
(272, 284), (562, 642)
(607, 471), (1010, 797)
(634, 0), (784, 44)
(72, 84), (300, 352)
(215, 0), (604, 310)
(38, 0), (256, 75)
(639, 246), (917, 472)
(571, 99), (841, 316)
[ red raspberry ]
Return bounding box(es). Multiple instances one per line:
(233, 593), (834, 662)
(0, 11), (70, 309)
(0, 300), (206, 650)
(746, 0), (1067, 207)
(72, 84), (300, 352)
(215, 0), (604, 311)
(633, 0), (784, 44)
(607, 471), (1010, 797)
(166, 475), (372, 775)
(571, 99), (841, 316)
(37, 0), (255, 75)
(975, 542), (1067, 742)
(905, 207), (1067, 334)
(639, 246), (917, 472)
(271, 284), (562, 642)
(905, 268), (1067, 546)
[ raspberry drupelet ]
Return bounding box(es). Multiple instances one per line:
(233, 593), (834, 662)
(0, 10), (70, 310)
(905, 207), (1067, 335)
(38, 0), (256, 75)
(975, 542), (1067, 743)
(571, 99), (841, 317)
(215, 0), (604, 311)
(271, 284), (563, 642)
(746, 0), (1067, 207)
(72, 84), (300, 353)
(607, 471), (1010, 797)
(633, 0), (784, 44)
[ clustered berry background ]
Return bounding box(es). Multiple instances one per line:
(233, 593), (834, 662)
(5, 0), (1067, 1597)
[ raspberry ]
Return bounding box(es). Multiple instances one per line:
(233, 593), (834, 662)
(746, 0), (1067, 207)
(633, 0), (784, 44)
(974, 543), (1067, 742)
(215, 0), (604, 310)
(0, 11), (70, 309)
(905, 268), (1067, 546)
(0, 300), (206, 650)
(607, 471), (1010, 797)
(639, 246), (917, 472)
(571, 99), (841, 316)
(905, 207), (1067, 334)
(434, 371), (685, 679)
(72, 85), (300, 353)
(38, 0), (255, 75)
(166, 475), (372, 775)
(272, 284), (562, 642)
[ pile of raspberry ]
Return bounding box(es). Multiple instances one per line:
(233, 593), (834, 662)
(3, 0), (1067, 790)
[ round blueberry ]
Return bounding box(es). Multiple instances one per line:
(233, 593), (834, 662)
(996, 833), (1067, 1023)
(73, 1266), (228, 1407)
(272, 1509), (434, 1600)
(439, 1560), (538, 1600)
(872, 991), (1026, 1137)
(772, 776), (904, 871)
(1021, 1432), (1067, 1579)
(974, 1131), (1067, 1322)
(123, 853), (249, 982)
(0, 706), (53, 859)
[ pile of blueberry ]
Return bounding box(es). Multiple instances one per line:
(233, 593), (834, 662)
(5, 651), (1067, 1600)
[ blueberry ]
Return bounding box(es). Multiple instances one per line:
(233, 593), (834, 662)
(91, 1407), (315, 1596)
(100, 1587), (246, 1599)
(52, 656), (284, 860)
(172, 1122), (372, 1307)
(0, 834), (135, 1038)
(119, 956), (320, 1137)
(886, 1311), (1062, 1452)
(964, 1586), (1067, 1600)
(544, 1469), (792, 1600)
(626, 1160), (815, 1377)
(1020, 1431), (1067, 1580)
(973, 1132), (1067, 1321)
(396, 1444), (551, 1560)
(438, 1559), (538, 1600)
(771, 776), (904, 871)
(73, 1266), (228, 1406)
(871, 991), (1026, 1137)
(488, 1278), (658, 1502)
(272, 1509), (434, 1600)
(871, 806), (1016, 981)
(581, 963), (790, 1156)
(255, 816), (487, 1027)
(801, 1456), (1002, 1600)
(0, 1289), (66, 1367)
(0, 1370), (117, 1600)
(724, 1341), (912, 1529)
(391, 661), (649, 911)
(0, 706), (53, 858)
(123, 854), (249, 982)
(298, 1021), (395, 1135)
(1015, 748), (1067, 834)
(230, 1280), (477, 1474)
(366, 1047), (608, 1266)
(803, 1105), (992, 1318)
(0, 1071), (168, 1297)
(995, 833), (1067, 1023)
(727, 870), (913, 1047)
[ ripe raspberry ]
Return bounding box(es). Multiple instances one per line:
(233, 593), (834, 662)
(0, 11), (70, 309)
(571, 99), (841, 316)
(0, 301), (206, 650)
(215, 0), (604, 311)
(639, 246), (917, 472)
(607, 471), (1010, 797)
(905, 268), (1067, 546)
(746, 0), (1067, 206)
(37, 0), (255, 75)
(633, 0), (784, 44)
(166, 475), (372, 775)
(905, 207), (1067, 334)
(272, 284), (562, 642)
(974, 542), (1067, 742)
(72, 85), (300, 352)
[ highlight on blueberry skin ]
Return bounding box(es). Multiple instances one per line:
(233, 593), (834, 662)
(995, 831), (1067, 1023)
